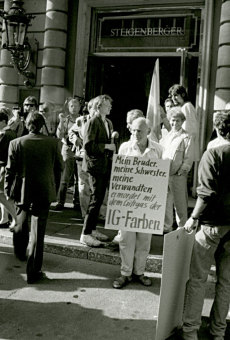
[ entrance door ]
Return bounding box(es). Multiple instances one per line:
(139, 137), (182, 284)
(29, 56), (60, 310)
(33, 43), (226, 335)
(86, 56), (189, 144)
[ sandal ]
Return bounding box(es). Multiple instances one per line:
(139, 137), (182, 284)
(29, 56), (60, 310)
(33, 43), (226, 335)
(133, 274), (152, 286)
(113, 275), (132, 289)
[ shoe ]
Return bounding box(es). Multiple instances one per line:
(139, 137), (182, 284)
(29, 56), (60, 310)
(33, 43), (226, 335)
(15, 252), (27, 261)
(27, 271), (47, 284)
(113, 275), (132, 289)
(54, 203), (64, 211)
(112, 232), (121, 245)
(133, 274), (152, 286)
(80, 234), (101, 247)
(92, 230), (109, 241)
(0, 221), (10, 228)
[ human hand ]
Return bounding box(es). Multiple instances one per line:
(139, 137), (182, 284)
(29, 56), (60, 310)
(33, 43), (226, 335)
(177, 169), (188, 176)
(59, 113), (66, 122)
(105, 143), (116, 152)
(183, 217), (198, 233)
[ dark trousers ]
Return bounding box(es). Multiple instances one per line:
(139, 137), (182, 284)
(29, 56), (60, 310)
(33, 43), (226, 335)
(13, 203), (50, 277)
(57, 156), (79, 206)
(82, 172), (109, 235)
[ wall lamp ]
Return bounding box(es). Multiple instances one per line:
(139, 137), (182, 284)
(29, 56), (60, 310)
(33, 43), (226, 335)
(0, 0), (37, 87)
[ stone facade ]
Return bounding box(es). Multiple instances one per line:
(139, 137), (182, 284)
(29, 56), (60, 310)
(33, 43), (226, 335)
(0, 0), (229, 141)
(214, 0), (230, 109)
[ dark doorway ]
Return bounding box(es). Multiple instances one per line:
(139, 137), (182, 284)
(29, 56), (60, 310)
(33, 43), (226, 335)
(86, 57), (181, 144)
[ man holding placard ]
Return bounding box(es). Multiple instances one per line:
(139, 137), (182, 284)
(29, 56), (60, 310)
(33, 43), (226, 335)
(112, 117), (163, 289)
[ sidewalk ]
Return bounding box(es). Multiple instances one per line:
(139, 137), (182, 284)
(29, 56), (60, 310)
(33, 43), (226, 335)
(0, 194), (196, 274)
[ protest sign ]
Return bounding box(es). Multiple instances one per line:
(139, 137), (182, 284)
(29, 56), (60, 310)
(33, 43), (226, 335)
(155, 228), (195, 340)
(105, 154), (170, 235)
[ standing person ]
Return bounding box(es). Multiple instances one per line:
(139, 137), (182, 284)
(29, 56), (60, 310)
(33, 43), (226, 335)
(164, 97), (174, 114)
(113, 117), (163, 289)
(0, 108), (17, 230)
(160, 107), (194, 232)
(5, 112), (63, 284)
(169, 84), (199, 161)
(160, 98), (174, 138)
(80, 94), (116, 247)
(178, 111), (230, 340)
(112, 108), (144, 245)
(55, 97), (81, 210)
(8, 96), (38, 137)
(68, 98), (96, 218)
(39, 102), (59, 137)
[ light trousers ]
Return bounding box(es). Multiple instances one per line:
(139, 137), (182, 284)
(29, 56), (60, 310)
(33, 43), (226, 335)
(164, 174), (188, 231)
(183, 224), (230, 338)
(119, 231), (152, 276)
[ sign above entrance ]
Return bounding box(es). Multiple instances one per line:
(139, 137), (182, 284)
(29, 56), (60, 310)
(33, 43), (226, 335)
(93, 9), (201, 52)
(110, 26), (184, 37)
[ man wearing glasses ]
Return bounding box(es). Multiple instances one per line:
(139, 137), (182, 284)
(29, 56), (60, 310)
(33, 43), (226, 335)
(9, 96), (38, 137)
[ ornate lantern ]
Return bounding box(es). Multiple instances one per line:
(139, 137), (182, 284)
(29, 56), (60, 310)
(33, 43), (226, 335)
(0, 0), (36, 85)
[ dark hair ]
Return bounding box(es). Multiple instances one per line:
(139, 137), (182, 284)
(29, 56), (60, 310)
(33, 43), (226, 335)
(94, 94), (113, 110)
(23, 96), (38, 108)
(168, 84), (189, 102)
(0, 107), (9, 123)
(25, 111), (45, 133)
(213, 111), (230, 140)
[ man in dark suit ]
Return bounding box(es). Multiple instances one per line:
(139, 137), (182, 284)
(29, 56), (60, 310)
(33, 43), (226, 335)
(80, 94), (116, 247)
(5, 112), (63, 284)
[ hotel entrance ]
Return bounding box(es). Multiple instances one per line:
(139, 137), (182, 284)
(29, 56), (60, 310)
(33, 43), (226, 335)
(85, 6), (201, 144)
(86, 55), (198, 144)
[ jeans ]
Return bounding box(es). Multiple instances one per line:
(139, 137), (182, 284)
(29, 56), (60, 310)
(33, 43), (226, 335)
(183, 224), (230, 338)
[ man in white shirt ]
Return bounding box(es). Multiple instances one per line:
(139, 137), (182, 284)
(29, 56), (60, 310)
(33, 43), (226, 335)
(113, 117), (163, 289)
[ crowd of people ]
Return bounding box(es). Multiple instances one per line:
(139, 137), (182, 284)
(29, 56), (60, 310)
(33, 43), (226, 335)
(0, 85), (230, 339)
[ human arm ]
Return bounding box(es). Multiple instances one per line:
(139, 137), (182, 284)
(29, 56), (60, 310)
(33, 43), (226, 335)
(4, 141), (17, 200)
(68, 121), (83, 148)
(56, 113), (67, 139)
(177, 135), (194, 175)
(182, 102), (198, 137)
(84, 118), (116, 155)
(183, 196), (207, 232)
(183, 149), (217, 232)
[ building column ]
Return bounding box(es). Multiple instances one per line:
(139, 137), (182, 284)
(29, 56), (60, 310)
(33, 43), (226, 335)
(0, 0), (19, 107)
(40, 0), (68, 105)
(214, 0), (230, 109)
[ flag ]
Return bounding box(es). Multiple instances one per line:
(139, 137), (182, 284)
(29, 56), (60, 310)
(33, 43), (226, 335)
(146, 58), (161, 141)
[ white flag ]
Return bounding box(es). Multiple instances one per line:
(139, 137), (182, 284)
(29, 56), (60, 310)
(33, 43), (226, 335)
(146, 59), (161, 141)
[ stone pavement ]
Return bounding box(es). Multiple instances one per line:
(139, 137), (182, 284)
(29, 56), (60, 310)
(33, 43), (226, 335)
(0, 195), (196, 273)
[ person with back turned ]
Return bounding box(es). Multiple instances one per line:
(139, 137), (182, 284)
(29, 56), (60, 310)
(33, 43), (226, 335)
(177, 111), (230, 340)
(5, 111), (63, 284)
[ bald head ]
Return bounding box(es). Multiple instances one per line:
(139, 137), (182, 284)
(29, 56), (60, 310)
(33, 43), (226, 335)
(131, 117), (150, 146)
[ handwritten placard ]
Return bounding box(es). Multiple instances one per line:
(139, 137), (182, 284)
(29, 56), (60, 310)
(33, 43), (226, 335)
(105, 154), (170, 235)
